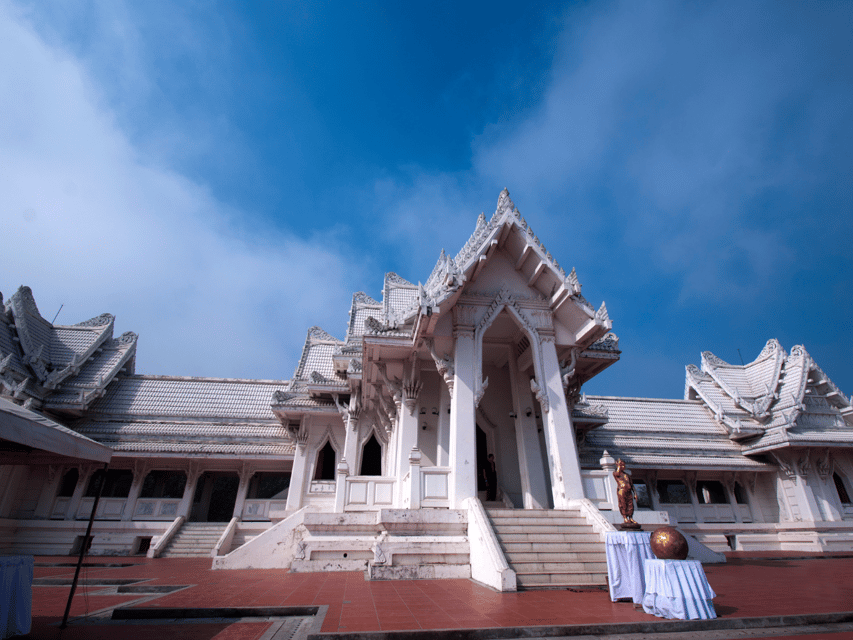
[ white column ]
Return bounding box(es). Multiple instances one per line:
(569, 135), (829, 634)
(599, 452), (619, 511)
(334, 459), (349, 512)
(285, 446), (309, 513)
(122, 461), (149, 521)
(232, 466), (253, 519)
(65, 465), (94, 521)
(536, 335), (584, 507)
(342, 414), (360, 475)
(774, 452), (823, 522)
(722, 475), (743, 524)
(177, 464), (202, 520)
(508, 348), (548, 509)
(449, 307), (477, 508)
(685, 473), (704, 523)
(409, 448), (422, 509)
(741, 473), (765, 522)
(395, 402), (420, 507)
(0, 467), (28, 518)
(33, 466), (61, 519)
(437, 383), (450, 467)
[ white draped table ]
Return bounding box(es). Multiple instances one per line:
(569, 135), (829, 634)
(605, 530), (655, 603)
(0, 556), (32, 638)
(642, 558), (716, 620)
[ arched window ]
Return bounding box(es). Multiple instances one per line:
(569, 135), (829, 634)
(360, 434), (382, 476)
(834, 472), (851, 505)
(314, 441), (337, 480)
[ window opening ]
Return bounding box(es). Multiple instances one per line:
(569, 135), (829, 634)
(140, 470), (187, 499)
(634, 481), (652, 509)
(696, 480), (728, 504)
(248, 473), (291, 500)
(314, 441), (337, 480)
(360, 435), (382, 476)
(86, 469), (133, 498)
(657, 480), (690, 504)
(834, 472), (851, 504)
(58, 469), (79, 497)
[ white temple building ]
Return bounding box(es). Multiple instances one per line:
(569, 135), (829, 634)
(2, 190), (852, 590)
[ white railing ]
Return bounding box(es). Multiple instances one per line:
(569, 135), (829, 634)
(50, 497), (71, 519)
(241, 500), (288, 521)
(661, 503), (696, 523)
(581, 470), (613, 509)
(342, 476), (396, 511)
(420, 467), (451, 508)
(308, 480), (336, 494)
(76, 497), (126, 520)
(133, 498), (181, 520)
(465, 497), (516, 591)
(148, 516), (185, 558)
(212, 517), (240, 556)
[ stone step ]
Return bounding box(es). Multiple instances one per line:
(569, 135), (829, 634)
(490, 524), (594, 534)
(161, 523), (228, 557)
(486, 508), (583, 517)
(500, 540), (604, 552)
(504, 551), (605, 563)
(498, 532), (601, 543)
(489, 516), (588, 526)
(516, 571), (608, 585)
(509, 561), (607, 573)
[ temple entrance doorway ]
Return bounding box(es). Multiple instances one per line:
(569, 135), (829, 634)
(190, 472), (239, 522)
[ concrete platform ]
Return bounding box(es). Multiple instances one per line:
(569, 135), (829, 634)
(25, 551), (853, 639)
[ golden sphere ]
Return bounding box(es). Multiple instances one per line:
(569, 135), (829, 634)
(649, 526), (689, 560)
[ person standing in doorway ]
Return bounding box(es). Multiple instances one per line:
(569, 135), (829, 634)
(483, 453), (497, 501)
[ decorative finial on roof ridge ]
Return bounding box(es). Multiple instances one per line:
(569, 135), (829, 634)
(307, 326), (340, 342)
(595, 301), (610, 325)
(568, 267), (581, 294)
(75, 313), (114, 328)
(496, 188), (515, 217)
(352, 291), (381, 306)
(385, 272), (416, 287)
(701, 350), (729, 367)
(12, 285), (41, 318)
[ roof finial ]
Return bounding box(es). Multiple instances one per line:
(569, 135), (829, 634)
(496, 188), (515, 216)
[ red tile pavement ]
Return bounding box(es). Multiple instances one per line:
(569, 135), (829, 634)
(25, 552), (853, 637)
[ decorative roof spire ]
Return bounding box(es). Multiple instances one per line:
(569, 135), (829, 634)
(496, 188), (516, 217)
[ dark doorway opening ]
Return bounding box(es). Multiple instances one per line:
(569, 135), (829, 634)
(191, 472), (239, 522)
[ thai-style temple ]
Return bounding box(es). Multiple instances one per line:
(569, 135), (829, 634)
(2, 190), (852, 590)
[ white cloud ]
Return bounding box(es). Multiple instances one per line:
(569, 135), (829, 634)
(0, 4), (362, 379)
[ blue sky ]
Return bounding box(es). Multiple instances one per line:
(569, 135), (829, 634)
(2, 0), (851, 399)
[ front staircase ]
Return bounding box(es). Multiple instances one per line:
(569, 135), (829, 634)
(160, 522), (228, 558)
(486, 507), (608, 589)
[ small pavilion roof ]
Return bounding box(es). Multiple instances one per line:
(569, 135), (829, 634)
(581, 395), (772, 471)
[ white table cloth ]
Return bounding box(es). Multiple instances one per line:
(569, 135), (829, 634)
(0, 556), (32, 638)
(605, 530), (655, 603)
(642, 558), (716, 620)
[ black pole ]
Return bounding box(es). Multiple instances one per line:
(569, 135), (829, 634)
(61, 463), (108, 629)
